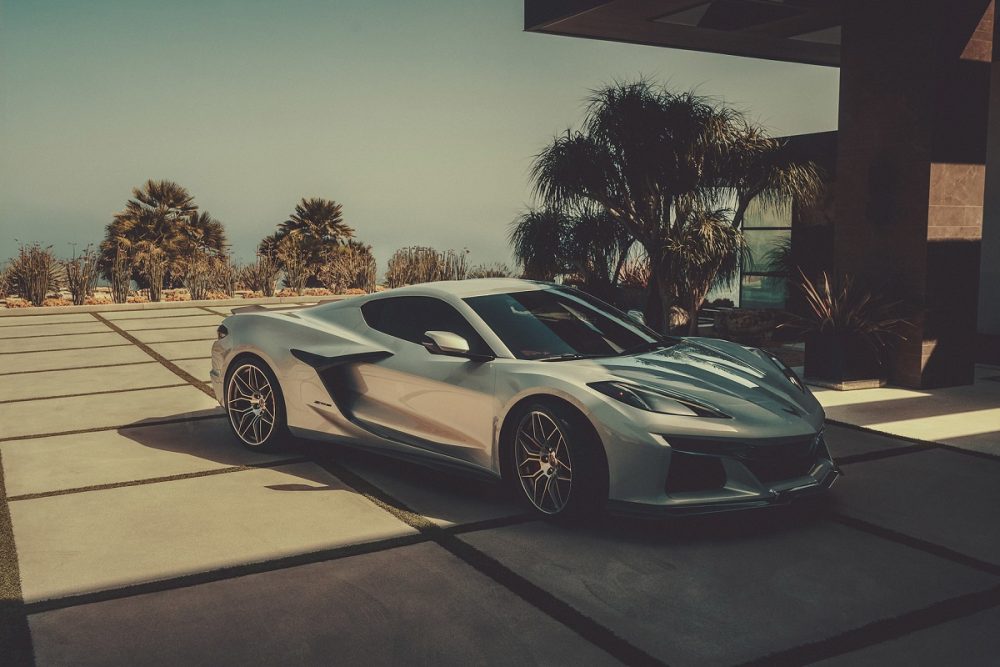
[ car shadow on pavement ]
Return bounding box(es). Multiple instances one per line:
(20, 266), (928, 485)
(120, 410), (830, 539)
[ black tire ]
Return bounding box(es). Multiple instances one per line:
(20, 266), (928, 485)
(506, 401), (607, 521)
(224, 356), (289, 452)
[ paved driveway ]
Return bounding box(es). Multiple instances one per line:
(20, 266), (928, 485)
(1, 305), (998, 666)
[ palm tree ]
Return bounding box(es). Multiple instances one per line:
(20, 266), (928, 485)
(100, 180), (226, 288)
(666, 207), (749, 334)
(509, 208), (570, 280)
(279, 197), (353, 263)
(531, 81), (821, 331)
(509, 206), (633, 295)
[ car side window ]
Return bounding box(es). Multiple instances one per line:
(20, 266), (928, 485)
(361, 296), (491, 356)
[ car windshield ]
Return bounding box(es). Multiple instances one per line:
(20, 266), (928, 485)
(464, 287), (665, 360)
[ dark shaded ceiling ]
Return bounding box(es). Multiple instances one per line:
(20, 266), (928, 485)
(524, 0), (843, 66)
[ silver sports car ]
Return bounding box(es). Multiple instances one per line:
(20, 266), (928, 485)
(211, 279), (838, 518)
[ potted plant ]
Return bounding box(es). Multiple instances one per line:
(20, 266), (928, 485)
(784, 270), (909, 389)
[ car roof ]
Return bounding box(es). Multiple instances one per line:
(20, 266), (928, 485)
(374, 278), (552, 299)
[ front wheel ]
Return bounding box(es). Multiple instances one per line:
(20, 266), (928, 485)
(509, 402), (606, 520)
(224, 358), (289, 452)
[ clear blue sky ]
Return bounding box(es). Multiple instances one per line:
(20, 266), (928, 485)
(0, 0), (839, 268)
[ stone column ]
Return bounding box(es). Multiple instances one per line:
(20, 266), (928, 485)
(835, 0), (992, 387)
(979, 3), (1000, 362)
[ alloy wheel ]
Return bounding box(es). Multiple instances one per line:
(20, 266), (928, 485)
(226, 363), (276, 446)
(516, 410), (573, 514)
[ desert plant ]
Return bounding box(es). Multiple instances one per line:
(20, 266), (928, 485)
(509, 208), (569, 280)
(384, 247), (469, 288)
(240, 255), (281, 297)
(213, 254), (239, 297)
(0, 263), (9, 299)
(182, 251), (214, 301)
(277, 234), (311, 295)
(137, 246), (169, 302)
(109, 243), (132, 303)
(64, 245), (100, 306)
(316, 241), (377, 293)
(467, 263), (514, 279)
(9, 243), (62, 306)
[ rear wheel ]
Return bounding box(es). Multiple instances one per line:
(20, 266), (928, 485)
(224, 358), (288, 452)
(509, 402), (606, 520)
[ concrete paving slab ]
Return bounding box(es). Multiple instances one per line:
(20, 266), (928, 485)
(823, 423), (913, 460)
(129, 326), (220, 343)
(171, 358), (212, 382)
(11, 462), (416, 602)
(815, 606), (1000, 666)
(0, 321), (110, 339)
(0, 313), (96, 326)
(27, 541), (615, 667)
(0, 386), (219, 439)
(147, 339), (214, 360)
(0, 418), (276, 497)
(833, 449), (1000, 565)
(101, 307), (210, 320)
(0, 331), (126, 353)
(115, 314), (223, 331)
(335, 448), (522, 527)
(0, 362), (180, 402)
(0, 345), (151, 374)
(459, 518), (996, 665)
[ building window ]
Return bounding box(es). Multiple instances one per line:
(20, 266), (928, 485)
(740, 199), (791, 309)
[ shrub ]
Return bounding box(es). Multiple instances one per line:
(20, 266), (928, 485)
(109, 243), (132, 303)
(213, 255), (239, 297)
(277, 235), (311, 295)
(317, 242), (377, 293)
(0, 263), (10, 299)
(9, 243), (62, 306)
(240, 256), (280, 297)
(182, 251), (214, 301)
(138, 247), (168, 302)
(64, 246), (100, 306)
(467, 263), (513, 279)
(385, 247), (468, 288)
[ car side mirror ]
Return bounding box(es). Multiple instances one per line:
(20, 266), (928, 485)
(423, 330), (471, 356)
(627, 310), (646, 326)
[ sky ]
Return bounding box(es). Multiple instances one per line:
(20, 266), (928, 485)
(0, 0), (840, 269)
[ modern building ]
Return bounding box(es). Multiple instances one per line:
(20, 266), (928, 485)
(525, 0), (1000, 388)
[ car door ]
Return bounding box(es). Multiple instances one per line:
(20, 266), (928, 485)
(347, 295), (497, 470)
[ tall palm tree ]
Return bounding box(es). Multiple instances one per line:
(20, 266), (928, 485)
(531, 81), (821, 331)
(100, 180), (226, 287)
(272, 198), (355, 281)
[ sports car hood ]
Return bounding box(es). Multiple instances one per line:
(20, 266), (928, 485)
(586, 337), (823, 431)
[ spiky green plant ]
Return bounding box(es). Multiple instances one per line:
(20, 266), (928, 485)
(782, 270), (910, 349)
(9, 243), (62, 306)
(138, 246), (169, 302)
(317, 241), (377, 293)
(64, 245), (100, 306)
(240, 255), (281, 297)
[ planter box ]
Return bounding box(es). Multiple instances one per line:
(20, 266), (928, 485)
(804, 332), (887, 390)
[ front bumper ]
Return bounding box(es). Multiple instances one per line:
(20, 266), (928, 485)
(608, 457), (839, 517)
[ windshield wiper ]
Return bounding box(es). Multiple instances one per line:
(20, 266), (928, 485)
(618, 340), (674, 356)
(537, 353), (607, 362)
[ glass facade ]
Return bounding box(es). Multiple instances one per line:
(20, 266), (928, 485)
(740, 199), (791, 309)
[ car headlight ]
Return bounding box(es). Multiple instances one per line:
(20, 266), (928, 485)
(589, 381), (729, 418)
(757, 349), (805, 392)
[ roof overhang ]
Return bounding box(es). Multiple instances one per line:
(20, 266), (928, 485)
(524, 0), (843, 67)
